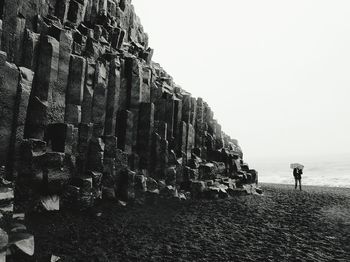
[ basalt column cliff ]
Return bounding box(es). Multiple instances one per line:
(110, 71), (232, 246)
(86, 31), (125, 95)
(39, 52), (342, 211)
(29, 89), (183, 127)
(0, 0), (258, 257)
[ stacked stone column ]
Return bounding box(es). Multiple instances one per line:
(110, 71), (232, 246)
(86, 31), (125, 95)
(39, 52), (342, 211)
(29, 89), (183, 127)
(0, 0), (258, 210)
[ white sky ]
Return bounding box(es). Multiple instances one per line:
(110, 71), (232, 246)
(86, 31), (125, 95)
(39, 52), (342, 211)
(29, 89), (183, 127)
(133, 0), (350, 163)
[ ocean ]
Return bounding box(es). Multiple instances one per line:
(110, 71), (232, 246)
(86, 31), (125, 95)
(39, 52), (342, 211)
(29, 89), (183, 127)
(248, 154), (350, 188)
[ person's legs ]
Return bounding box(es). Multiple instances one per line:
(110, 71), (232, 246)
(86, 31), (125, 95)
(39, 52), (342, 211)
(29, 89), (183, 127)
(299, 179), (302, 190)
(295, 179), (297, 189)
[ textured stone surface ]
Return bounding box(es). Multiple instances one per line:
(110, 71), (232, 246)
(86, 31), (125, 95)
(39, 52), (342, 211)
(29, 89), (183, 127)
(67, 0), (87, 25)
(8, 67), (35, 177)
(103, 135), (118, 159)
(195, 98), (204, 147)
(105, 57), (121, 136)
(65, 54), (86, 125)
(92, 59), (109, 137)
(125, 56), (143, 145)
(116, 110), (133, 154)
(173, 99), (182, 153)
(57, 28), (73, 97)
(178, 121), (187, 156)
(22, 29), (40, 70)
(0, 57), (20, 168)
(24, 35), (60, 139)
(76, 123), (93, 174)
(0, 0), (257, 214)
(81, 58), (95, 124)
(42, 152), (71, 194)
(19, 139), (46, 177)
(186, 123), (195, 159)
(154, 121), (167, 140)
(0, 4), (260, 262)
(181, 94), (192, 125)
(152, 133), (168, 179)
(137, 103), (154, 170)
(87, 138), (105, 172)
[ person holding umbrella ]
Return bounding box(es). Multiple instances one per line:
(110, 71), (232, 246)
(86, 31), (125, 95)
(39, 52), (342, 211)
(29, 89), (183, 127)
(291, 163), (304, 190)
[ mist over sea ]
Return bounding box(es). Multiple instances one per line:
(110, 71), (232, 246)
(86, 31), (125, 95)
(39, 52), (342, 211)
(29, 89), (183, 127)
(248, 154), (350, 188)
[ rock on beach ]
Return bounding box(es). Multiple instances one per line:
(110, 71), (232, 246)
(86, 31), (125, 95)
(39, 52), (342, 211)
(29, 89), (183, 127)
(23, 184), (350, 261)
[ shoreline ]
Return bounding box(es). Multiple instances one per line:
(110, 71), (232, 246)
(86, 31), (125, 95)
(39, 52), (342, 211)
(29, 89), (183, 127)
(22, 182), (350, 261)
(260, 181), (350, 190)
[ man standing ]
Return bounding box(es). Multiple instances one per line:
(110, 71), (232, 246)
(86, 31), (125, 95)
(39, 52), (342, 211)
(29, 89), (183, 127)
(293, 167), (303, 190)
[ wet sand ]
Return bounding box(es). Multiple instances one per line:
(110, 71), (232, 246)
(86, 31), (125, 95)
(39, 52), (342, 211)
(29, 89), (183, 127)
(24, 183), (350, 261)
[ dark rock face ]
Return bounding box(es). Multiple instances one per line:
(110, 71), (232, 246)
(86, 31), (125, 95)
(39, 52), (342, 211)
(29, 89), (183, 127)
(0, 2), (260, 259)
(0, 53), (20, 169)
(64, 54), (86, 125)
(0, 0), (257, 210)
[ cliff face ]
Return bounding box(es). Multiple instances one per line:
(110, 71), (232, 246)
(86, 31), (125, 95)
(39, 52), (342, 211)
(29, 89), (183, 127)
(0, 0), (257, 208)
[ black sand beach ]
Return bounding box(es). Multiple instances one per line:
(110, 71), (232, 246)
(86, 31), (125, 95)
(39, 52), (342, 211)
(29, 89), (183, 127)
(24, 184), (350, 261)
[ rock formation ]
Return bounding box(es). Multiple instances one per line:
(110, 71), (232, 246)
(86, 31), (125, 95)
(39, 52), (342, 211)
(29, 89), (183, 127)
(0, 0), (258, 258)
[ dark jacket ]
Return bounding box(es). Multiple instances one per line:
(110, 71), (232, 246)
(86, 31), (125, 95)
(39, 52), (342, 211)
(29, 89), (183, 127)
(293, 168), (302, 179)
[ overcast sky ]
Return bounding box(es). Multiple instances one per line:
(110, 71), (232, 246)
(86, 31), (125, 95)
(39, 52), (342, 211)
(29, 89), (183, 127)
(133, 0), (350, 162)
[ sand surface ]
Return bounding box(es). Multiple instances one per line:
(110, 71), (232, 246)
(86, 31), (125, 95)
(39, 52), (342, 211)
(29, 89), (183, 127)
(19, 184), (350, 261)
